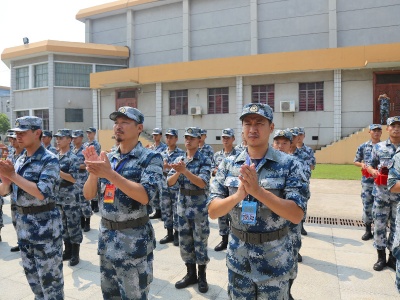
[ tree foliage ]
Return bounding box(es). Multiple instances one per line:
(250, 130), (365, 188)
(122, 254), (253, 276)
(0, 113), (10, 134)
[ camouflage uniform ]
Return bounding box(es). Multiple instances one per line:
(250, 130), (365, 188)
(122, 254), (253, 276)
(97, 141), (163, 299)
(234, 143), (246, 153)
(46, 144), (58, 155)
(42, 130), (58, 155)
(11, 116), (63, 299)
(149, 136), (167, 215)
(199, 130), (215, 170)
(379, 96), (390, 125)
(84, 129), (101, 210)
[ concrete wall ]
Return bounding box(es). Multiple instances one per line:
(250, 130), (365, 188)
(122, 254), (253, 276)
(13, 89), (48, 110)
(91, 14), (127, 46)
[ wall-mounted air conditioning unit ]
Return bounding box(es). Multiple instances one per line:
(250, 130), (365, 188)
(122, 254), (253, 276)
(190, 106), (202, 115)
(280, 100), (296, 112)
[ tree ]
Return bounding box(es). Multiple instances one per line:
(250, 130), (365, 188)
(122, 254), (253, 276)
(0, 113), (10, 134)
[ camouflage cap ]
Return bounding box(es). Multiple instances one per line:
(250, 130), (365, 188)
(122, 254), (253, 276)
(221, 128), (235, 137)
(6, 130), (16, 138)
(42, 130), (53, 138)
(369, 124), (382, 130)
(240, 103), (273, 121)
(273, 129), (293, 141)
(184, 127), (201, 138)
(72, 130), (84, 137)
(152, 128), (162, 135)
(109, 106), (144, 124)
(200, 129), (207, 135)
(387, 116), (400, 126)
(86, 127), (97, 133)
(12, 116), (42, 132)
(165, 128), (178, 137)
(298, 127), (305, 135)
(54, 129), (73, 137)
(289, 127), (300, 136)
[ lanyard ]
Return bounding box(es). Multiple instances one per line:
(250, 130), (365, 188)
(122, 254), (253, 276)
(112, 156), (129, 173)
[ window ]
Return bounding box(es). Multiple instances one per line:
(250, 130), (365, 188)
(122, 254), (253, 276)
(16, 110), (29, 118)
(252, 85), (275, 111)
(55, 63), (91, 87)
(96, 65), (126, 73)
(65, 108), (83, 122)
(299, 82), (324, 111)
(208, 87), (229, 114)
(169, 90), (188, 115)
(34, 64), (48, 88)
(16, 67), (29, 90)
(34, 109), (49, 130)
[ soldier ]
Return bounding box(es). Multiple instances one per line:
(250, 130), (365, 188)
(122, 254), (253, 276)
(167, 127), (212, 293)
(367, 116), (400, 271)
(41, 130), (58, 154)
(84, 127), (101, 213)
(297, 127), (316, 171)
(208, 103), (307, 299)
(199, 129), (215, 170)
(378, 93), (390, 125)
(83, 106), (163, 299)
(234, 132), (247, 153)
(148, 128), (167, 219)
(354, 124), (382, 240)
(212, 128), (237, 252)
(55, 129), (81, 266)
(0, 116), (64, 299)
(159, 128), (185, 245)
(72, 130), (92, 232)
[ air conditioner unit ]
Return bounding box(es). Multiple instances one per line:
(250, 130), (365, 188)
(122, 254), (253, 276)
(280, 100), (296, 112)
(190, 106), (202, 115)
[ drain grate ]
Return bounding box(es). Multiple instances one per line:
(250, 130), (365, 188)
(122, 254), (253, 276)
(305, 216), (365, 227)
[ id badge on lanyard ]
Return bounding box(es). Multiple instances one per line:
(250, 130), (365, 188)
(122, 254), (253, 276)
(241, 200), (257, 225)
(104, 156), (128, 204)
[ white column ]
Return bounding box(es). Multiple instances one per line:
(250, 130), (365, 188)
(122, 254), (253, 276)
(85, 19), (92, 43)
(92, 89), (99, 130)
(182, 0), (190, 61)
(329, 0), (337, 48)
(29, 65), (34, 89)
(127, 10), (135, 67)
(48, 54), (55, 133)
(236, 76), (244, 144)
(250, 0), (258, 55)
(333, 69), (342, 141)
(9, 61), (15, 125)
(156, 83), (162, 129)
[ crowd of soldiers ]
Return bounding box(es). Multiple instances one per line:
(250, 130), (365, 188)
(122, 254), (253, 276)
(354, 118), (400, 293)
(0, 102), (321, 299)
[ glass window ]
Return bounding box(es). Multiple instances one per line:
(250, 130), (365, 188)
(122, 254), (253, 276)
(252, 85), (275, 111)
(95, 65), (126, 73)
(65, 108), (83, 122)
(299, 82), (324, 111)
(16, 67), (29, 90)
(34, 109), (49, 130)
(208, 87), (229, 114)
(55, 63), (91, 87)
(34, 64), (48, 88)
(169, 90), (188, 115)
(16, 110), (29, 118)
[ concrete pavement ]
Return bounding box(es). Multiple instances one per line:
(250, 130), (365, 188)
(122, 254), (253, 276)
(0, 179), (399, 299)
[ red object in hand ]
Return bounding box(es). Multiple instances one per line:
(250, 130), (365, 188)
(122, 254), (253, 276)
(361, 168), (372, 178)
(374, 173), (388, 185)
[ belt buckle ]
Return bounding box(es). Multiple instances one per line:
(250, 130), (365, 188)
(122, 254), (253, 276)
(248, 233), (260, 244)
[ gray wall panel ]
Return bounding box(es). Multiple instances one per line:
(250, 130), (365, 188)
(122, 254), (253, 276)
(337, 0), (400, 12)
(258, 0), (328, 21)
(191, 24), (250, 47)
(134, 33), (183, 54)
(91, 14), (127, 45)
(92, 29), (127, 46)
(134, 49), (183, 67)
(134, 2), (182, 24)
(191, 41), (250, 61)
(190, 0), (249, 14)
(259, 33), (328, 53)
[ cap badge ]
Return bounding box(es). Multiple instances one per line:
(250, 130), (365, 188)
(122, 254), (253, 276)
(119, 107), (126, 113)
(250, 105), (259, 112)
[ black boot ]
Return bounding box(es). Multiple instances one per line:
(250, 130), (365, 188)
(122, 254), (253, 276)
(150, 209), (162, 219)
(288, 279), (294, 300)
(297, 252), (303, 262)
(84, 217), (91, 232)
(387, 251), (397, 270)
(63, 241), (72, 261)
(373, 249), (386, 271)
(10, 245), (20, 252)
(198, 265), (208, 293)
(361, 223), (373, 241)
(214, 235), (228, 251)
(69, 244), (80, 266)
(80, 216), (85, 229)
(300, 221), (307, 236)
(160, 228), (174, 244)
(175, 263), (198, 289)
(173, 231), (179, 246)
(91, 200), (99, 212)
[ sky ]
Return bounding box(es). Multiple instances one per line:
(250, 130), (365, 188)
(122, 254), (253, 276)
(0, 0), (112, 87)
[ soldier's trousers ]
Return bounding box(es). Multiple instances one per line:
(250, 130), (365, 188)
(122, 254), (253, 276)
(60, 204), (83, 244)
(218, 214), (230, 236)
(380, 108), (389, 125)
(0, 204), (3, 229)
(288, 223), (302, 280)
(20, 237), (64, 300)
(78, 193), (92, 218)
(361, 182), (374, 224)
(161, 186), (178, 230)
(372, 197), (397, 251)
(227, 269), (289, 300)
(178, 215), (210, 265)
(100, 252), (153, 300)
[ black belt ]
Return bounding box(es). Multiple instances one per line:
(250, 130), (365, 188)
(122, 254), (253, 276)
(78, 169), (87, 173)
(59, 180), (74, 188)
(16, 202), (56, 215)
(231, 226), (288, 245)
(102, 216), (149, 230)
(180, 189), (206, 196)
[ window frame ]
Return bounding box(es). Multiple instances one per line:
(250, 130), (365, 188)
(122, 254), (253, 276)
(208, 87), (229, 114)
(15, 66), (29, 90)
(34, 63), (48, 88)
(54, 62), (92, 88)
(251, 84), (275, 111)
(169, 89), (188, 115)
(299, 82), (324, 112)
(65, 108), (84, 123)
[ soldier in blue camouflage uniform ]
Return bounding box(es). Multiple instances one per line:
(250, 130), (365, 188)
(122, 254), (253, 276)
(297, 127), (316, 171)
(148, 128), (167, 219)
(378, 93), (390, 125)
(55, 129), (82, 266)
(41, 130), (58, 154)
(354, 124), (382, 240)
(213, 128), (237, 252)
(367, 116), (400, 271)
(235, 132), (247, 153)
(208, 103), (307, 299)
(199, 129), (215, 170)
(159, 128), (185, 245)
(83, 106), (163, 299)
(167, 127), (212, 293)
(84, 127), (101, 212)
(0, 116), (64, 299)
(73, 130), (92, 232)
